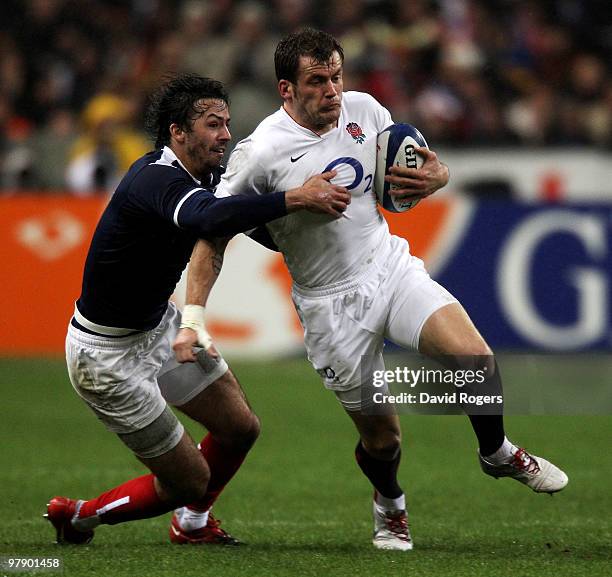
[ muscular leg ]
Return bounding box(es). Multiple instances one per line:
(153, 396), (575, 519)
(141, 432), (210, 507)
(417, 302), (491, 357)
(346, 410), (404, 502)
(418, 302), (505, 456)
(74, 428), (210, 530)
(171, 368), (259, 526)
(346, 408), (412, 550)
(347, 411), (402, 461)
(58, 322), (256, 539)
(71, 363), (259, 530)
(417, 302), (568, 493)
(73, 369), (258, 537)
(177, 368), (260, 453)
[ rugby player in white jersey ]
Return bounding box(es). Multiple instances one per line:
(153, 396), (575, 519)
(174, 29), (568, 550)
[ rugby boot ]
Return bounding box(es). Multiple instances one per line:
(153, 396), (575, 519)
(169, 511), (241, 545)
(372, 500), (413, 551)
(479, 447), (568, 493)
(44, 497), (94, 544)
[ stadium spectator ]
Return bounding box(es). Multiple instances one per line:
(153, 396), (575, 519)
(0, 113), (36, 190)
(65, 93), (149, 194)
(1, 0), (611, 194)
(32, 108), (78, 190)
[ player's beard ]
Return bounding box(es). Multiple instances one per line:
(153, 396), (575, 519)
(186, 141), (218, 178)
(300, 104), (340, 133)
(292, 86), (341, 133)
(318, 105), (341, 126)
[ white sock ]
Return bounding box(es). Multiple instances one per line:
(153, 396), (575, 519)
(484, 437), (517, 463)
(375, 492), (406, 512)
(175, 506), (210, 531)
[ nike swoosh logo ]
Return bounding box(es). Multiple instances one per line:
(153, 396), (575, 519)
(290, 152), (308, 163)
(170, 525), (181, 536)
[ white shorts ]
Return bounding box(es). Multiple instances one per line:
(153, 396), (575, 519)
(65, 302), (228, 454)
(292, 235), (457, 411)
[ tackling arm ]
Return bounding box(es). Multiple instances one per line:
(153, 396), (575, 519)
(173, 237), (229, 363)
(177, 171), (350, 237)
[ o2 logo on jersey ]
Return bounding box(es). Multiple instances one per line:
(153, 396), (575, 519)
(323, 157), (372, 194)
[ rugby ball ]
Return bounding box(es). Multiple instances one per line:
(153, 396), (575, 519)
(375, 123), (428, 212)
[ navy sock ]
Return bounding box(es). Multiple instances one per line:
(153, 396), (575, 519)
(463, 358), (506, 456)
(468, 415), (505, 456)
(355, 441), (403, 499)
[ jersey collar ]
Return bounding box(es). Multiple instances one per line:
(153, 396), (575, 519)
(279, 105), (344, 140)
(161, 146), (214, 187)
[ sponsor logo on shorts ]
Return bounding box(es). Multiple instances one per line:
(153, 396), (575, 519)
(317, 367), (340, 382)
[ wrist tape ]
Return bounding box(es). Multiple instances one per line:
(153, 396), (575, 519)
(180, 304), (213, 350)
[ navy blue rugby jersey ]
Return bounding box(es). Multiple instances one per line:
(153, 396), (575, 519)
(76, 146), (287, 332)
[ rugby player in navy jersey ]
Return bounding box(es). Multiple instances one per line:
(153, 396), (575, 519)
(44, 74), (350, 545)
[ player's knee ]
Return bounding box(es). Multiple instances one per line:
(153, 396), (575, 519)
(363, 432), (401, 461)
(177, 475), (210, 504)
(222, 412), (261, 452)
(450, 339), (493, 370)
(467, 340), (493, 357)
(180, 484), (207, 504)
(162, 463), (210, 504)
(241, 412), (261, 449)
(453, 331), (492, 357)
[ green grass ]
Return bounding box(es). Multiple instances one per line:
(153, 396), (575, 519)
(0, 358), (610, 576)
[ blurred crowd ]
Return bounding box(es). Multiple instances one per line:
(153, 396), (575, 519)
(1, 0), (611, 192)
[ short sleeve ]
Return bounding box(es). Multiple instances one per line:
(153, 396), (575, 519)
(215, 137), (269, 198)
(371, 96), (393, 133)
(127, 165), (209, 227)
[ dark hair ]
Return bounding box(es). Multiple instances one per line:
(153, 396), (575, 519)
(144, 73), (229, 149)
(274, 27), (344, 84)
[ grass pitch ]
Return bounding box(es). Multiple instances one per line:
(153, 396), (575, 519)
(0, 358), (610, 577)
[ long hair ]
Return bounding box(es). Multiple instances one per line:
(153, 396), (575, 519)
(144, 73), (229, 149)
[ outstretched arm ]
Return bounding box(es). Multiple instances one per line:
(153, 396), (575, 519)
(178, 171), (350, 238)
(173, 237), (229, 363)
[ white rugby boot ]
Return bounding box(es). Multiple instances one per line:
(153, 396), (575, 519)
(372, 500), (413, 551)
(479, 446), (568, 493)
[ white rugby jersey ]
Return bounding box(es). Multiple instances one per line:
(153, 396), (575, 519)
(216, 91), (394, 288)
